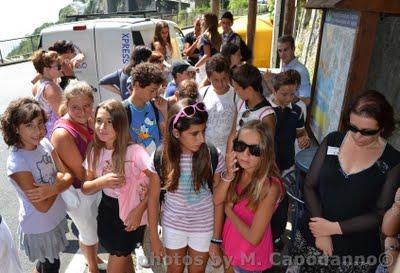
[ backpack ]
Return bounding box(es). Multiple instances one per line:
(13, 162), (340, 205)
(228, 33), (252, 62)
(202, 86), (237, 104)
(122, 99), (161, 138)
(271, 180), (288, 242)
(153, 143), (219, 204)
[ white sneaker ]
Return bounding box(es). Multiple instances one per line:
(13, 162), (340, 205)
(135, 246), (151, 269)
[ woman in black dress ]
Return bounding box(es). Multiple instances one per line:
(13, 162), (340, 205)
(290, 90), (400, 273)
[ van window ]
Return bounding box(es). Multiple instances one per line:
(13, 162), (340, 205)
(174, 27), (185, 56)
(132, 31), (145, 46)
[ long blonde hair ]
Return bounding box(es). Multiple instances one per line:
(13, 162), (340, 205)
(88, 99), (131, 175)
(227, 120), (280, 210)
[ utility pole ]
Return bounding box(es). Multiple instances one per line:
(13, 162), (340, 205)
(247, 0), (257, 64)
(271, 0), (283, 67)
(283, 0), (296, 35)
(211, 0), (220, 15)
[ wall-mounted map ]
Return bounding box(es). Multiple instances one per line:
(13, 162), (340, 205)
(310, 9), (359, 142)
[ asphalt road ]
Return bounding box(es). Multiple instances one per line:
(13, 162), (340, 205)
(0, 62), (39, 273)
(0, 62), (94, 273)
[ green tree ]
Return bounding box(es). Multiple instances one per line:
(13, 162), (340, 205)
(228, 0), (248, 10)
(59, 5), (76, 22)
(6, 22), (56, 59)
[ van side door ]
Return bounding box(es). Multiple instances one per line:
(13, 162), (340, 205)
(41, 24), (100, 103)
(94, 22), (136, 101)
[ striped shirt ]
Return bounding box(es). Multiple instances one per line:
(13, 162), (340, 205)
(159, 152), (225, 233)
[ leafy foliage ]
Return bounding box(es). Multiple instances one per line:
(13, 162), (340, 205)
(172, 5), (211, 28)
(228, 0), (248, 11)
(59, 5), (76, 22)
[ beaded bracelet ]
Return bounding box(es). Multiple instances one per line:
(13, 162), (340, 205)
(221, 171), (235, 183)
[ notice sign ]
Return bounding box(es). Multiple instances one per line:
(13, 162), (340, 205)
(310, 9), (359, 142)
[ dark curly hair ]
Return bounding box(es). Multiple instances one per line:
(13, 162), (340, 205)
(130, 62), (165, 88)
(0, 97), (47, 148)
(49, 40), (75, 54)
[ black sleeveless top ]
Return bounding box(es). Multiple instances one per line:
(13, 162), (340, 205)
(300, 131), (400, 257)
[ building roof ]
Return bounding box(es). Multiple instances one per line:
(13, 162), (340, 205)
(305, 0), (400, 14)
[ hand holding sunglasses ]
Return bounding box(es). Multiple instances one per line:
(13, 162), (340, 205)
(222, 151), (239, 182)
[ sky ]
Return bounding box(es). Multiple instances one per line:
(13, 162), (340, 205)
(0, 0), (73, 40)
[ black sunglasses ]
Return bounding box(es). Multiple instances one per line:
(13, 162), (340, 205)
(348, 124), (380, 136)
(238, 110), (251, 127)
(233, 139), (261, 157)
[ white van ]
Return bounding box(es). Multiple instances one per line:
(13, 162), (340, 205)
(39, 17), (185, 103)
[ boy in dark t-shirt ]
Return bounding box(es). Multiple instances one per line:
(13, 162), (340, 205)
(268, 69), (310, 172)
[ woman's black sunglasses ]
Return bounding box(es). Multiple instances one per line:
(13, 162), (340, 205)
(348, 124), (380, 136)
(233, 139), (261, 157)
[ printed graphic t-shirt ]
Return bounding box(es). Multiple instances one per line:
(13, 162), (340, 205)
(7, 138), (66, 234)
(127, 101), (162, 155)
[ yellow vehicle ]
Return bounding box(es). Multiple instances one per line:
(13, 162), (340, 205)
(231, 15), (273, 68)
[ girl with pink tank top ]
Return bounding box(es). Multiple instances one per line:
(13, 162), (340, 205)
(214, 120), (282, 273)
(50, 81), (107, 272)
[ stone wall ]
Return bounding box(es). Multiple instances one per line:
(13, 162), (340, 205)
(365, 15), (400, 150)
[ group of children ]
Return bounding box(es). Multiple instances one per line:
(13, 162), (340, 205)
(0, 12), (312, 273)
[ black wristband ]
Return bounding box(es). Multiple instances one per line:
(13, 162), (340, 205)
(210, 238), (223, 245)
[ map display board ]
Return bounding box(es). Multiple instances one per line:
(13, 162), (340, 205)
(310, 9), (359, 142)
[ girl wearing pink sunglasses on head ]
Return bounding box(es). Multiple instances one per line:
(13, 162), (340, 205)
(148, 98), (227, 273)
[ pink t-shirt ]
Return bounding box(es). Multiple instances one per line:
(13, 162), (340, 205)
(84, 144), (151, 225)
(222, 177), (281, 271)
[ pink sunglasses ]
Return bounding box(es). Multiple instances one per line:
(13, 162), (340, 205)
(172, 102), (207, 128)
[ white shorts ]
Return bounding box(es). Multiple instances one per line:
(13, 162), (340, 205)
(162, 226), (213, 253)
(66, 188), (101, 246)
(0, 218), (23, 273)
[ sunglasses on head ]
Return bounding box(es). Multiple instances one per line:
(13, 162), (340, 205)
(233, 139), (261, 157)
(172, 102), (206, 128)
(348, 124), (380, 136)
(238, 110), (251, 127)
